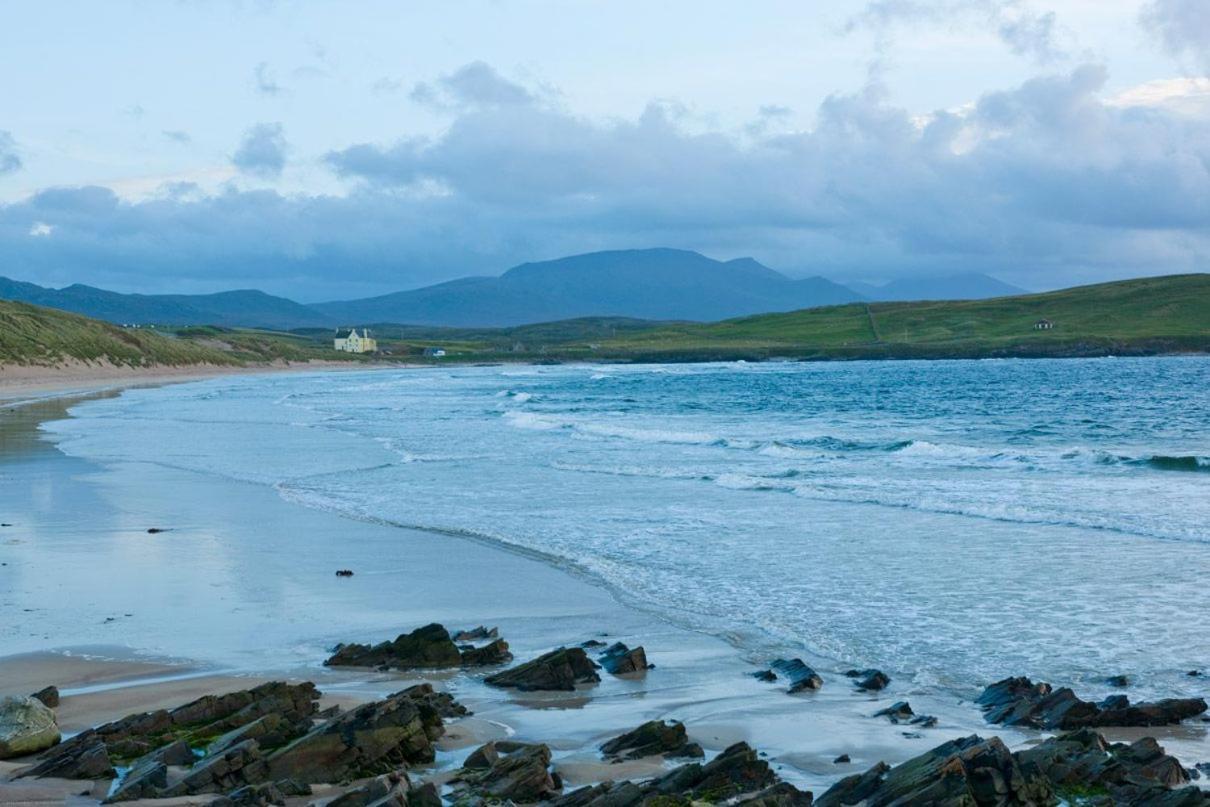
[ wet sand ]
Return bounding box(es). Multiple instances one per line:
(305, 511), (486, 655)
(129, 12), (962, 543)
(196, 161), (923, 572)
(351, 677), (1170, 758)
(1, 380), (1206, 804)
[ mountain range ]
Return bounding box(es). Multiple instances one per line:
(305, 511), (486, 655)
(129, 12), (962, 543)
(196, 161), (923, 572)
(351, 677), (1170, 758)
(0, 248), (1026, 329)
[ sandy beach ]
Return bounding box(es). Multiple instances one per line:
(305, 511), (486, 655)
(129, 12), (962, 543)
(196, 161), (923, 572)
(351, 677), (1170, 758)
(1, 369), (1206, 805)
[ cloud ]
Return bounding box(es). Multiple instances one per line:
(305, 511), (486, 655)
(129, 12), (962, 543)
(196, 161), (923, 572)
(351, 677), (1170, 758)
(0, 131), (20, 175)
(231, 122), (287, 178)
(410, 61), (535, 110)
(2, 62), (1209, 299)
(1141, 0), (1210, 74)
(848, 1), (1068, 64)
(254, 61), (284, 96)
(162, 129), (192, 144)
(28, 222), (52, 237)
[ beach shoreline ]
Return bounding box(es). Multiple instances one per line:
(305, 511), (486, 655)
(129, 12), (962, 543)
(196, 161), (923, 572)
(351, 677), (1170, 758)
(0, 369), (1206, 805)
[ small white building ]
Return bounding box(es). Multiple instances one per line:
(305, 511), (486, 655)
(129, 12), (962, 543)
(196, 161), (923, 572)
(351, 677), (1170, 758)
(1033, 319), (1055, 331)
(423, 347), (446, 358)
(334, 328), (378, 353)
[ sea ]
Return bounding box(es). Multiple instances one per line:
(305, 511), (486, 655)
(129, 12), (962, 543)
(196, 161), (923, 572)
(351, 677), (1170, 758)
(40, 358), (1210, 702)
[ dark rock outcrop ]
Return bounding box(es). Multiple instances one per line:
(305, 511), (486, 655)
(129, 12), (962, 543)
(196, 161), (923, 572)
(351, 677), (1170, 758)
(264, 686), (452, 785)
(453, 626), (499, 642)
(459, 638), (513, 667)
(598, 642), (650, 675)
(22, 681), (318, 776)
(485, 647), (601, 691)
(752, 669), (778, 682)
(453, 742), (560, 803)
(846, 669), (890, 691)
(325, 623), (463, 670)
(978, 677), (1207, 729)
(30, 686), (60, 709)
(1107, 675), (1131, 688)
(552, 741), (804, 806)
(873, 701), (936, 728)
(599, 720), (704, 761)
(770, 658), (823, 693)
(815, 735), (1052, 806)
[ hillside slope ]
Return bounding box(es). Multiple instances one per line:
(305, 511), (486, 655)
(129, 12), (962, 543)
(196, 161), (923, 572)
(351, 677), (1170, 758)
(601, 274), (1210, 360)
(315, 248), (861, 326)
(0, 299), (240, 367)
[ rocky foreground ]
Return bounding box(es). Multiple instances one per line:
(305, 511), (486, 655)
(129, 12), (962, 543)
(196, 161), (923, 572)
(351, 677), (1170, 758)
(1, 622), (1207, 806)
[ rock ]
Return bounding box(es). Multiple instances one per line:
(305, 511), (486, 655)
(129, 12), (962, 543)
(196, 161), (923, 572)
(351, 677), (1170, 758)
(1188, 670), (1202, 677)
(815, 734), (1052, 806)
(453, 742), (559, 803)
(459, 638), (513, 666)
(324, 623), (463, 669)
(462, 741), (500, 770)
(873, 701), (913, 722)
(103, 741), (194, 802)
(598, 642), (650, 675)
(834, 754), (850, 764)
(599, 720), (704, 761)
(19, 681), (317, 780)
(17, 735), (113, 779)
(146, 528), (169, 534)
(738, 781), (815, 806)
(873, 701), (936, 728)
(0, 696), (61, 759)
(978, 676), (1207, 729)
(1015, 728), (1199, 803)
(485, 647), (601, 691)
(163, 739), (270, 798)
(752, 669), (778, 682)
(852, 669), (890, 691)
(453, 626), (499, 641)
(264, 685), (455, 784)
(1107, 674), (1131, 687)
(323, 772), (411, 807)
(770, 658), (823, 693)
(335, 569), (354, 577)
(30, 686), (59, 709)
(580, 639), (606, 649)
(206, 713), (305, 758)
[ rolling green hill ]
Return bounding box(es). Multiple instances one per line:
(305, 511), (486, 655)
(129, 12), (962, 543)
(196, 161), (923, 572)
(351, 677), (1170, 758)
(597, 274), (1210, 361)
(0, 301), (356, 368)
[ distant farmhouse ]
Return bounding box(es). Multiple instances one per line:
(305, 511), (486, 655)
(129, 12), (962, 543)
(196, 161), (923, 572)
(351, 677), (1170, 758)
(1033, 319), (1055, 330)
(423, 347), (446, 358)
(334, 328), (378, 353)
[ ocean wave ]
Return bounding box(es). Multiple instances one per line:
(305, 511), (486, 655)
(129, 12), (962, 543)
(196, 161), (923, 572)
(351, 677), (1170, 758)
(1134, 454), (1210, 473)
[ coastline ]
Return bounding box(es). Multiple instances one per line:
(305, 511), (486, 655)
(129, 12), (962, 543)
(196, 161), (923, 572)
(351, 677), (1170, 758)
(0, 370), (1206, 804)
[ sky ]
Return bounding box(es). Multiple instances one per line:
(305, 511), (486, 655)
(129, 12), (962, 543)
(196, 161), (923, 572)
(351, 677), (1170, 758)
(0, 0), (1208, 301)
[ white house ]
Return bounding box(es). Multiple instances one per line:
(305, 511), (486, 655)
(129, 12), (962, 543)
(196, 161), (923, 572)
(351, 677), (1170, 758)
(334, 328), (378, 353)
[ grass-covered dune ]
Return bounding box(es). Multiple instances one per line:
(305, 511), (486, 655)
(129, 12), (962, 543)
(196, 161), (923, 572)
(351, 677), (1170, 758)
(0, 300), (360, 368)
(599, 274), (1210, 361)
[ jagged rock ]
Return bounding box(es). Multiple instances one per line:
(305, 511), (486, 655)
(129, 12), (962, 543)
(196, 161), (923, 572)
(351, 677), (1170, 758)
(1107, 675), (1131, 688)
(978, 677), (1207, 729)
(738, 781), (815, 806)
(224, 780), (287, 806)
(599, 720), (704, 761)
(815, 735), (1052, 806)
(264, 685), (452, 784)
(323, 772), (411, 807)
(30, 686), (60, 709)
(598, 643), (650, 675)
(770, 659), (823, 693)
(163, 739), (270, 797)
(325, 623), (463, 669)
(553, 741), (791, 806)
(580, 639), (606, 649)
(462, 741), (500, 770)
(873, 701), (936, 727)
(103, 740), (194, 803)
(17, 735), (113, 779)
(460, 638), (513, 666)
(485, 647), (601, 691)
(0, 696), (60, 759)
(393, 683), (470, 721)
(752, 669), (778, 682)
(453, 742), (559, 802)
(453, 626), (499, 642)
(207, 713), (306, 757)
(1015, 728), (1196, 803)
(850, 669), (890, 691)
(834, 754), (851, 764)
(21, 680), (318, 773)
